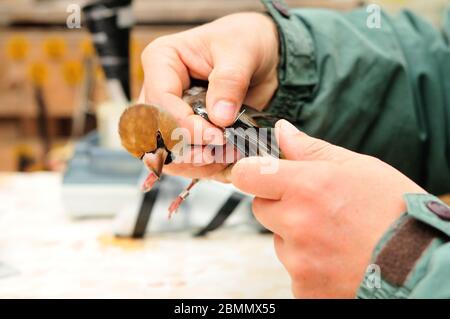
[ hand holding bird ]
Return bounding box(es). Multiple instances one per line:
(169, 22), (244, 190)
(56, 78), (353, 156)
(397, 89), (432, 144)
(120, 12), (280, 216)
(119, 86), (280, 217)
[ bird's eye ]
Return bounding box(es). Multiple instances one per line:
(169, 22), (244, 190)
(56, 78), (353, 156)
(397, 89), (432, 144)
(156, 131), (165, 149)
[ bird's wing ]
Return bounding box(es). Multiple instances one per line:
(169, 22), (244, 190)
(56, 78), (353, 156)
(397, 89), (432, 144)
(182, 87), (280, 159)
(228, 111), (280, 159)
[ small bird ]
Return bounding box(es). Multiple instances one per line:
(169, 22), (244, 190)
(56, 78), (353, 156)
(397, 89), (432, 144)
(119, 86), (280, 217)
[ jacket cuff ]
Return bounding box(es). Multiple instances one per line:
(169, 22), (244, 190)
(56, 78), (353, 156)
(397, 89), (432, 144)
(260, 0), (318, 123)
(357, 194), (450, 299)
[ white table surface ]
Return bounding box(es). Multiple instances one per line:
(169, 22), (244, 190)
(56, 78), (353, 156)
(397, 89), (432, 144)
(0, 172), (291, 298)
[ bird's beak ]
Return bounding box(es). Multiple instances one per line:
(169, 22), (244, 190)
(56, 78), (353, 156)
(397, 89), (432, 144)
(142, 148), (168, 178)
(141, 148), (169, 193)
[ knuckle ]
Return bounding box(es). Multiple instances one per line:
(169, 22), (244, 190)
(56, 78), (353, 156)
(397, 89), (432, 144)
(140, 46), (152, 65)
(149, 35), (172, 48)
(141, 36), (172, 62)
(209, 67), (250, 91)
(251, 197), (264, 217)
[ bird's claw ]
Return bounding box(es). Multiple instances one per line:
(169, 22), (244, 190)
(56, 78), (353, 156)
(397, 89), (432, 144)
(167, 190), (190, 218)
(168, 196), (183, 219)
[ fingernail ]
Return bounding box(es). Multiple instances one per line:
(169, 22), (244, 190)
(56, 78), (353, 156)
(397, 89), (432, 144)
(212, 100), (238, 124)
(278, 119), (299, 135)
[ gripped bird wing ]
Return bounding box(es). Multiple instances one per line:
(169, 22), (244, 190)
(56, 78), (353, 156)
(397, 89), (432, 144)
(183, 87), (281, 159)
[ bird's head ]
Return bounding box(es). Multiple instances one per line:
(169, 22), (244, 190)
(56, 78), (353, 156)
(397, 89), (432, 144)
(119, 104), (181, 190)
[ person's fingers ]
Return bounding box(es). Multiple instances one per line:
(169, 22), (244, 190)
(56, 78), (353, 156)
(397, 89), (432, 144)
(183, 114), (225, 146)
(252, 197), (285, 234)
(231, 155), (337, 201)
(275, 120), (349, 162)
(253, 198), (275, 231)
(208, 164), (233, 183)
(141, 43), (189, 105)
(243, 76), (278, 111)
(141, 43), (224, 145)
(163, 162), (228, 179)
(173, 144), (216, 166)
(171, 142), (239, 165)
(231, 120), (353, 199)
(231, 157), (307, 200)
(206, 47), (257, 127)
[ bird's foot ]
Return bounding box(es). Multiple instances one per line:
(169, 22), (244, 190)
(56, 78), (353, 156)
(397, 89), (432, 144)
(167, 179), (199, 219)
(168, 196), (184, 219)
(168, 190), (190, 218)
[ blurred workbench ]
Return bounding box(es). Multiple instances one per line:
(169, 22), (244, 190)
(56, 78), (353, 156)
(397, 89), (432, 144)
(0, 172), (291, 298)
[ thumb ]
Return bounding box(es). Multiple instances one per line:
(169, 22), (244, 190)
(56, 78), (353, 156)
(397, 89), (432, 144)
(206, 50), (255, 127)
(276, 120), (348, 162)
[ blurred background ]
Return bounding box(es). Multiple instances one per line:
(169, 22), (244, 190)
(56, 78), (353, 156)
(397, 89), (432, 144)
(0, 0), (448, 298)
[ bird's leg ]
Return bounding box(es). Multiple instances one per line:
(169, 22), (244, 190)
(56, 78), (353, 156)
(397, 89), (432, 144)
(168, 178), (199, 218)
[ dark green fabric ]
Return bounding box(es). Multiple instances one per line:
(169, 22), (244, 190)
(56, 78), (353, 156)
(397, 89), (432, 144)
(358, 194), (450, 299)
(263, 0), (450, 196)
(261, 0), (450, 299)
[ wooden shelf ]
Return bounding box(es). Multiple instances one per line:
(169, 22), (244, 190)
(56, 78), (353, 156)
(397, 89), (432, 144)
(0, 0), (363, 26)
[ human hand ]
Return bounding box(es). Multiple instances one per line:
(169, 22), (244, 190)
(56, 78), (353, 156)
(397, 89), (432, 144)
(231, 120), (426, 298)
(139, 12), (279, 179)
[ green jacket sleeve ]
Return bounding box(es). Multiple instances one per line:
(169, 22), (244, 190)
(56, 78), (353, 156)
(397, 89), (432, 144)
(261, 0), (450, 196)
(357, 194), (450, 299)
